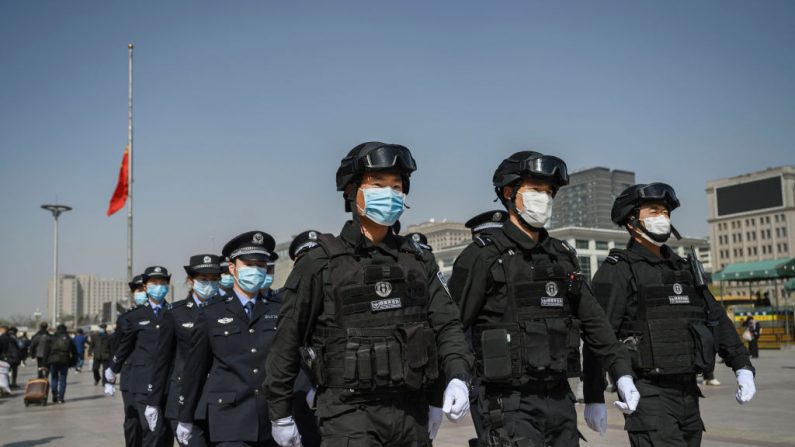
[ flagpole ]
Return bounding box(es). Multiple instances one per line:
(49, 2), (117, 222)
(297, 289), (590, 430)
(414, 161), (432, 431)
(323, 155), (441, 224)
(127, 43), (134, 284)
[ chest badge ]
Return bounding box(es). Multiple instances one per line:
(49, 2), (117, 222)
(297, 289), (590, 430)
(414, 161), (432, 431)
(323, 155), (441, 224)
(217, 317), (233, 325)
(545, 281), (559, 297)
(181, 322), (195, 328)
(673, 283), (683, 295)
(374, 281), (392, 298)
(138, 320), (150, 326)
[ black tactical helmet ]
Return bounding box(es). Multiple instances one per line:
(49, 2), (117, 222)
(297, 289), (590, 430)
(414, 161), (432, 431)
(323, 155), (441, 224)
(611, 183), (680, 226)
(492, 151), (569, 205)
(336, 141), (417, 211)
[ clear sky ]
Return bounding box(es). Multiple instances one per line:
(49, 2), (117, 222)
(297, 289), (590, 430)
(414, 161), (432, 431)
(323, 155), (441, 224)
(1, 0), (793, 317)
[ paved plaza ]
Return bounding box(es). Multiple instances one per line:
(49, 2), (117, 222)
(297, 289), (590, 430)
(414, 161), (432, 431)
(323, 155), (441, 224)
(1, 350), (794, 446)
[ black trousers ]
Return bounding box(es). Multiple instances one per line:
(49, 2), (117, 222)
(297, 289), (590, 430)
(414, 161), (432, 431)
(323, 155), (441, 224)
(623, 376), (704, 447)
(122, 390), (142, 447)
(477, 382), (581, 447)
(748, 338), (759, 358)
(318, 391), (430, 447)
(92, 358), (109, 385)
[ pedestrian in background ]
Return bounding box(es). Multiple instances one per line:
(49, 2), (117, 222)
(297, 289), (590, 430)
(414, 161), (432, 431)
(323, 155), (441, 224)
(743, 316), (761, 359)
(89, 324), (112, 386)
(73, 328), (88, 373)
(30, 322), (51, 378)
(47, 323), (77, 403)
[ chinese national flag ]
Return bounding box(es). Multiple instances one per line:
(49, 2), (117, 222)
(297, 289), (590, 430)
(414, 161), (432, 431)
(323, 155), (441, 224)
(107, 146), (129, 216)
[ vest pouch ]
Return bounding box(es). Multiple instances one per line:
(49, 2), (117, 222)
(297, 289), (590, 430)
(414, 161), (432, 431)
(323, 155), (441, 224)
(397, 324), (429, 390)
(357, 344), (373, 389)
(373, 341), (391, 387)
(521, 321), (550, 372)
(689, 322), (716, 372)
(387, 340), (404, 384)
(480, 328), (513, 382)
(343, 341), (360, 385)
(547, 318), (569, 373)
(647, 319), (694, 374)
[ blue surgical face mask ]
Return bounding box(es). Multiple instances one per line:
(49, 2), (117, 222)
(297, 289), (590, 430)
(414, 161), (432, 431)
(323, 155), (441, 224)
(193, 280), (219, 300)
(147, 284), (169, 303)
(219, 274), (234, 289)
(359, 187), (405, 226)
(236, 266), (266, 293)
(134, 291), (148, 306)
(260, 274), (274, 290)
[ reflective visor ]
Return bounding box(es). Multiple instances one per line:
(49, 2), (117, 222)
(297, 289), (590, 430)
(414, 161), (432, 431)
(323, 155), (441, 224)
(359, 145), (416, 173)
(519, 155), (569, 185)
(637, 182), (680, 208)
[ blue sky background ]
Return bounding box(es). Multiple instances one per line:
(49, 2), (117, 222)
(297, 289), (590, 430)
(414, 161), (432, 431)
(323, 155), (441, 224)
(1, 0), (793, 316)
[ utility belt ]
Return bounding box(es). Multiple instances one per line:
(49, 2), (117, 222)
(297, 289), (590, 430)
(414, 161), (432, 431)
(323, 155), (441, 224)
(302, 323), (438, 392)
(620, 317), (715, 376)
(473, 317), (581, 385)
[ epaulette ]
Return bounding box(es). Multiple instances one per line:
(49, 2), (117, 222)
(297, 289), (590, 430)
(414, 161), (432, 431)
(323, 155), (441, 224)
(474, 235), (494, 248)
(604, 255), (620, 264)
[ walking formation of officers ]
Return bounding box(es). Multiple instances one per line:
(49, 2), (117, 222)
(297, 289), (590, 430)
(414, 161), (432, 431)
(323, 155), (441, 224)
(101, 142), (757, 447)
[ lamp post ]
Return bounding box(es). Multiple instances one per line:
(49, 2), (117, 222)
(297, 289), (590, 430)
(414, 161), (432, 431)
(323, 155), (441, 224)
(41, 204), (72, 327)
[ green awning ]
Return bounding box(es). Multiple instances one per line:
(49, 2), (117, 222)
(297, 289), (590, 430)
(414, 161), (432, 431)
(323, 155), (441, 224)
(786, 278), (795, 292)
(713, 258), (795, 282)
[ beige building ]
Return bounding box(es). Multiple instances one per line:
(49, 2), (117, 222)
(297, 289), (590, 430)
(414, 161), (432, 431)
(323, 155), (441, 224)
(47, 274), (162, 324)
(707, 166), (795, 300)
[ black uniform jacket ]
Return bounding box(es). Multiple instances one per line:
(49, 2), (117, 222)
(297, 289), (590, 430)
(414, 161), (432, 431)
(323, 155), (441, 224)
(178, 289), (281, 443)
(147, 293), (221, 420)
(110, 303), (169, 394)
(582, 239), (754, 403)
(264, 220), (473, 421)
(448, 220), (634, 384)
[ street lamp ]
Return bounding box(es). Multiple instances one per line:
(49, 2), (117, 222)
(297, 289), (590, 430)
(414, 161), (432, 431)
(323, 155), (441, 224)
(41, 204), (72, 327)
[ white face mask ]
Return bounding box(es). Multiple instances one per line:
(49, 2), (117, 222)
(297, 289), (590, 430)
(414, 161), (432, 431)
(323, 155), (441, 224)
(518, 190), (553, 228)
(639, 215), (671, 245)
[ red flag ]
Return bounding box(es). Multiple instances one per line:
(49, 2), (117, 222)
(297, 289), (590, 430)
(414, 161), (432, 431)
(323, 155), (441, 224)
(107, 146), (129, 216)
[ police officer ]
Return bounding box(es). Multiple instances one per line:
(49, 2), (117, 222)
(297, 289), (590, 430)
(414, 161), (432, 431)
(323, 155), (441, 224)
(265, 142), (474, 447)
(288, 230), (320, 263)
(176, 232), (282, 447)
(145, 254), (224, 446)
(448, 151), (639, 447)
(582, 183), (757, 446)
(106, 267), (174, 447)
(106, 274), (147, 446)
(219, 258), (234, 295)
(465, 210), (507, 238)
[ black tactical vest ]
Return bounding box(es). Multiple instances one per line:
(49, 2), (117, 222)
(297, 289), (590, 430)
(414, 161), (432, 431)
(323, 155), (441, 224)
(472, 231), (582, 385)
(611, 249), (716, 376)
(309, 233), (438, 392)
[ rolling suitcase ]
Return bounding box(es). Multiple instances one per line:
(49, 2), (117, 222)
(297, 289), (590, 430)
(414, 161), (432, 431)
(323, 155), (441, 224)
(24, 377), (49, 406)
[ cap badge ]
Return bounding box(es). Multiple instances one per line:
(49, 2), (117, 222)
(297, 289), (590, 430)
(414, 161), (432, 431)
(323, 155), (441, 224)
(203, 256), (211, 263)
(253, 233), (264, 245)
(308, 231), (317, 241)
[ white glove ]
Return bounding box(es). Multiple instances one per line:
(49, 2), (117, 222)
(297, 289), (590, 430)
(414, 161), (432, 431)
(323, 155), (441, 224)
(104, 367), (116, 384)
(271, 416), (302, 447)
(306, 387), (316, 409)
(442, 378), (470, 422)
(614, 375), (640, 414)
(103, 383), (116, 396)
(144, 405), (159, 432)
(584, 403), (607, 435)
(735, 369), (756, 404)
(176, 422), (193, 445)
(428, 406), (443, 439)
